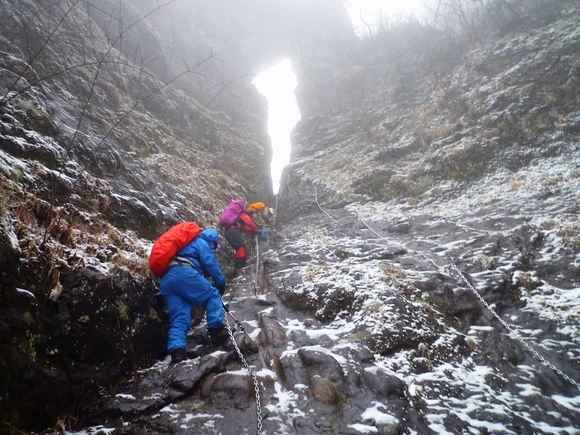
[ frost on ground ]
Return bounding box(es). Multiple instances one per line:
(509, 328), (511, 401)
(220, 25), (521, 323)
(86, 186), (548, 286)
(266, 146), (580, 434)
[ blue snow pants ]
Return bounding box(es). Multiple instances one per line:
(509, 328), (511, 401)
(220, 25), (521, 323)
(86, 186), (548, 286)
(160, 266), (225, 354)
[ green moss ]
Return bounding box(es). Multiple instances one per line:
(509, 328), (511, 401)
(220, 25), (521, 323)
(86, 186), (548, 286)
(116, 300), (129, 321)
(26, 332), (41, 361)
(149, 307), (161, 321)
(310, 377), (346, 407)
(335, 250), (354, 260)
(16, 165), (26, 180)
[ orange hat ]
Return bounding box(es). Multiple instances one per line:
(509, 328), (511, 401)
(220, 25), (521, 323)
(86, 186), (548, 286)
(248, 202), (266, 212)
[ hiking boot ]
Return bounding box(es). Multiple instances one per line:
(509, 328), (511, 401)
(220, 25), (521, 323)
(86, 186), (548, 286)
(171, 348), (187, 364)
(208, 327), (231, 347)
(234, 256), (249, 268)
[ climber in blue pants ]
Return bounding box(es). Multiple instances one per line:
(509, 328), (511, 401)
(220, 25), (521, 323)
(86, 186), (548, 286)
(160, 228), (229, 364)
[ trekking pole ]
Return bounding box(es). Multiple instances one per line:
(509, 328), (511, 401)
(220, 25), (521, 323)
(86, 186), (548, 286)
(274, 194), (279, 226)
(254, 235), (259, 296)
(222, 302), (248, 334)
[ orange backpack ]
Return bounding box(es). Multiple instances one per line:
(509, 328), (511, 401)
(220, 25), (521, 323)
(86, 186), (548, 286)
(149, 222), (201, 277)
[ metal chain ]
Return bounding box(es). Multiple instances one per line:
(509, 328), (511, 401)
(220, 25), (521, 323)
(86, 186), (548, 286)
(355, 213), (385, 240)
(314, 187), (336, 221)
(450, 261), (580, 390)
(226, 324), (264, 434)
(348, 215), (579, 389)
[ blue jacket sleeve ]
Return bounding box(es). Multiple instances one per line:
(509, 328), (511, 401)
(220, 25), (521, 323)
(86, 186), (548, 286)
(196, 239), (226, 286)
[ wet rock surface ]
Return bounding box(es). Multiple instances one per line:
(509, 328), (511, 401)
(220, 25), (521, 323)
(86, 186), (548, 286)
(74, 179), (579, 434)
(86, 266), (434, 435)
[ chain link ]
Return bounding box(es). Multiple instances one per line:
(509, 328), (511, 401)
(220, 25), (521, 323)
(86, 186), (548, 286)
(450, 261), (580, 390)
(227, 324), (264, 434)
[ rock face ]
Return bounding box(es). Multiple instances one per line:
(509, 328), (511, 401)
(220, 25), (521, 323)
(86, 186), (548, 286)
(0, 0), (281, 430)
(1, 0), (580, 434)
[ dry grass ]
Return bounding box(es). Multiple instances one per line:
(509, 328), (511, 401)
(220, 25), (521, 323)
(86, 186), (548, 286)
(513, 271), (540, 292)
(302, 228), (331, 246)
(8, 192), (152, 299)
(510, 179), (524, 189)
(540, 214), (580, 250)
(304, 263), (332, 282)
(362, 299), (383, 314)
(379, 262), (406, 284)
(473, 253), (497, 270)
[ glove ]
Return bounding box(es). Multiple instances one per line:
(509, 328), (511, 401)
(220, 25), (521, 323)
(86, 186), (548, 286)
(216, 284), (226, 296)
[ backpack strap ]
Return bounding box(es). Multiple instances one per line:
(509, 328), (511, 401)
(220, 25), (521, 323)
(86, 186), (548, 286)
(168, 255), (200, 268)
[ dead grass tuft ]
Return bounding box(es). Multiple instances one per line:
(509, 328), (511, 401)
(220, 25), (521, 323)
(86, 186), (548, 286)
(473, 253), (497, 270)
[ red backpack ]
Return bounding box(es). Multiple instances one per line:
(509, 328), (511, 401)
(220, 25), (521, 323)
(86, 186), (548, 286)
(149, 222), (201, 277)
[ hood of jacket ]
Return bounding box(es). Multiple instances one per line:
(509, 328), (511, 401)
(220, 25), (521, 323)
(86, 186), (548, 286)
(200, 228), (220, 248)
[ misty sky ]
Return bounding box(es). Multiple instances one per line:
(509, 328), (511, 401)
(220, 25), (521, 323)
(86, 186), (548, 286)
(252, 59), (299, 195)
(254, 0), (424, 195)
(347, 0), (424, 33)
